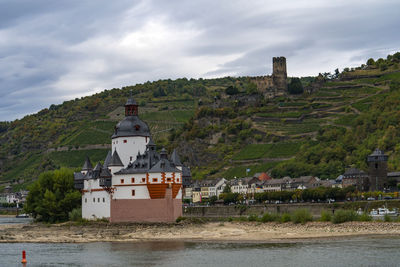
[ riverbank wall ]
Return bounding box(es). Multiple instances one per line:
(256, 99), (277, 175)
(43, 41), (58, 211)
(183, 200), (400, 218)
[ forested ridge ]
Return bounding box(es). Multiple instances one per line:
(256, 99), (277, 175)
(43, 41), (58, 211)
(1, 52), (400, 191)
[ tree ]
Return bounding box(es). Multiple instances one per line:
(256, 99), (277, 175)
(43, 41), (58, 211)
(24, 168), (81, 223)
(366, 58), (375, 66)
(334, 68), (340, 77)
(223, 184), (232, 193)
(288, 78), (303, 94)
(225, 86), (239, 95)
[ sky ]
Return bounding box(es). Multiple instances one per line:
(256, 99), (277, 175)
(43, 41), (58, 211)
(0, 0), (399, 121)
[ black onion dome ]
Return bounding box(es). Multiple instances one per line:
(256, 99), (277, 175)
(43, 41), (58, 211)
(112, 115), (150, 138)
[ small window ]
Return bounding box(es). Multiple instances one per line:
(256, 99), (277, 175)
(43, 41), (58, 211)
(93, 198), (95, 202)
(131, 178), (135, 183)
(97, 198), (100, 202)
(152, 178), (157, 182)
(130, 156), (133, 161)
(103, 198), (105, 203)
(177, 179), (180, 182)
(135, 125), (140, 131)
(167, 178), (172, 182)
(124, 140), (127, 143)
(132, 190), (135, 196)
(142, 178), (145, 182)
(85, 198), (87, 203)
(121, 179), (124, 184)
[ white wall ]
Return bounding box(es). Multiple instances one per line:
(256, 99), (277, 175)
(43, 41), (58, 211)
(113, 185), (150, 199)
(82, 179), (110, 219)
(111, 136), (148, 167)
(112, 173), (149, 199)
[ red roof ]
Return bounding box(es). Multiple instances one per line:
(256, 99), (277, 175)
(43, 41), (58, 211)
(258, 172), (271, 181)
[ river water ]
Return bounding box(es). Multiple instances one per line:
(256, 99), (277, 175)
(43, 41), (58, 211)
(0, 218), (399, 267)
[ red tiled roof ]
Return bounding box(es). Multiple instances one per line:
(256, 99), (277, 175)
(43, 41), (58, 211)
(258, 172), (271, 181)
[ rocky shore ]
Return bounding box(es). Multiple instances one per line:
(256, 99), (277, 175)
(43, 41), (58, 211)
(1, 221), (400, 243)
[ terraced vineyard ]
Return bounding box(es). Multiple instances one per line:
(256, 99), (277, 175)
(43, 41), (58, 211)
(201, 71), (398, 180)
(1, 59), (400, 190)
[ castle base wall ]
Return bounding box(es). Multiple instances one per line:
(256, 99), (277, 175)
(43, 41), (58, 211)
(110, 189), (182, 223)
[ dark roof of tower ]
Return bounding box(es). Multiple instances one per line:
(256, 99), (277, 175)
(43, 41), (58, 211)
(109, 150), (124, 167)
(93, 162), (102, 172)
(149, 158), (180, 173)
(370, 148), (385, 156)
(160, 148), (168, 159)
(100, 166), (112, 178)
(82, 156), (93, 171)
(111, 115), (150, 138)
(171, 149), (182, 166)
(103, 151), (112, 168)
(125, 90), (137, 106)
(182, 166), (191, 178)
(125, 97), (137, 106)
(74, 172), (85, 181)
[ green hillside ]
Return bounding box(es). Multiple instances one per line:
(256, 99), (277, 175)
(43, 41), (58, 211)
(1, 52), (400, 191)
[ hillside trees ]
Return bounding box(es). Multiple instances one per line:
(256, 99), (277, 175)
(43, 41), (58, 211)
(24, 168), (81, 223)
(288, 78), (304, 94)
(225, 85), (239, 95)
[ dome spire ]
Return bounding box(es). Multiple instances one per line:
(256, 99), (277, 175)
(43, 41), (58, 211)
(125, 90), (138, 116)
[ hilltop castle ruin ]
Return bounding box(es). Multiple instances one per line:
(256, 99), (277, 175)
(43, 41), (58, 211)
(252, 56), (288, 98)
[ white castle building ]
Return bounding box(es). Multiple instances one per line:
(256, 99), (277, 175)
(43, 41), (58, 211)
(74, 96), (190, 222)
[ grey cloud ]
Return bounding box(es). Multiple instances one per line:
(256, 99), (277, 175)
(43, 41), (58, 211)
(0, 0), (400, 120)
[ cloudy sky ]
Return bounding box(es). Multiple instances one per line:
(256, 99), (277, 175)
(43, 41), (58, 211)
(0, 0), (399, 121)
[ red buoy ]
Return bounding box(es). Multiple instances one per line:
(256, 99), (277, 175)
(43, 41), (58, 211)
(21, 250), (27, 264)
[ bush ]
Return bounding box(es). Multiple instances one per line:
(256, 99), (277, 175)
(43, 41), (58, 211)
(238, 216), (248, 222)
(260, 212), (279, 223)
(384, 214), (392, 222)
(225, 86), (239, 95)
(248, 214), (258, 222)
(359, 213), (372, 222)
(332, 210), (359, 224)
(281, 213), (291, 223)
(320, 210), (332, 222)
(291, 209), (312, 224)
(176, 216), (187, 223)
(68, 208), (82, 222)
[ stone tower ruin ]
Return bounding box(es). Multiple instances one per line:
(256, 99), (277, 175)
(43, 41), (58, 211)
(272, 56), (287, 92)
(251, 56), (288, 98)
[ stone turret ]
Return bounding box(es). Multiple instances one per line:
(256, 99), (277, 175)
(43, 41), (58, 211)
(272, 56), (287, 92)
(367, 148), (388, 191)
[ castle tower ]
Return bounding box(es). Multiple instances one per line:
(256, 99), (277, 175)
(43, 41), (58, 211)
(272, 56), (287, 92)
(111, 95), (150, 167)
(367, 148), (388, 191)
